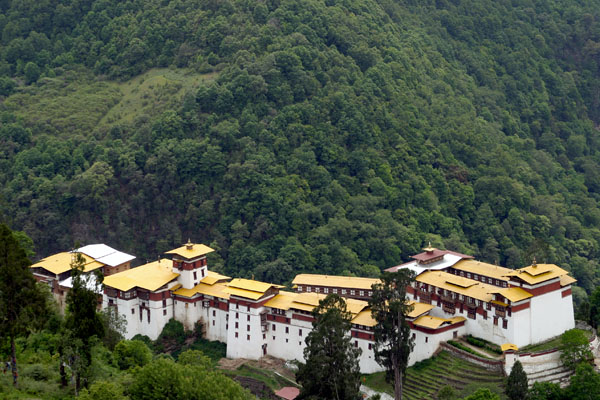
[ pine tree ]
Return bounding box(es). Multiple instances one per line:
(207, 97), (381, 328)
(65, 252), (105, 393)
(369, 270), (416, 400)
(0, 224), (47, 386)
(506, 360), (528, 400)
(296, 294), (362, 400)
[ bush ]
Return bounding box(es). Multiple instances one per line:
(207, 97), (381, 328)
(21, 364), (51, 381)
(114, 340), (153, 370)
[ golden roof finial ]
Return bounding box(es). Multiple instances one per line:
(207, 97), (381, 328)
(186, 238), (193, 250)
(532, 256), (537, 267)
(424, 241), (435, 253)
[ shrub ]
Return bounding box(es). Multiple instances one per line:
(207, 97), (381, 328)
(114, 340), (153, 370)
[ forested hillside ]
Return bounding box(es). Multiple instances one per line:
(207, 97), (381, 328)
(1, 0), (600, 300)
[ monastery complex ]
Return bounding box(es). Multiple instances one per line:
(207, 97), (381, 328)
(30, 242), (576, 373)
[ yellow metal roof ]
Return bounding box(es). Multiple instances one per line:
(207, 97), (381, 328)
(413, 315), (466, 330)
(519, 263), (555, 276)
(560, 275), (577, 287)
(501, 343), (518, 352)
(491, 300), (508, 307)
(201, 271), (231, 286)
(493, 287), (532, 303)
(223, 286), (266, 300)
(173, 282), (230, 299)
(169, 283), (182, 291)
(292, 274), (381, 290)
(165, 242), (214, 259)
(195, 282), (230, 299)
(264, 291), (298, 310)
(505, 264), (570, 285)
(453, 259), (512, 281)
(352, 310), (376, 327)
(416, 271), (493, 302)
(173, 287), (198, 298)
(30, 252), (103, 275)
(103, 259), (179, 291)
(227, 278), (284, 293)
(407, 301), (435, 318)
(445, 274), (478, 289)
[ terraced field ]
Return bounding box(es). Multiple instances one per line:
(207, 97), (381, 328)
(364, 351), (506, 400)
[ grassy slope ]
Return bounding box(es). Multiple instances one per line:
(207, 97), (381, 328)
(363, 350), (506, 400)
(2, 68), (216, 138)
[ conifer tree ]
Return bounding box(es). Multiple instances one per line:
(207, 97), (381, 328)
(296, 294), (362, 400)
(0, 224), (47, 386)
(506, 360), (528, 400)
(65, 252), (105, 393)
(369, 270), (416, 400)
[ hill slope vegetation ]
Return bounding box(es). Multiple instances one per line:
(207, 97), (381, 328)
(0, 0), (600, 299)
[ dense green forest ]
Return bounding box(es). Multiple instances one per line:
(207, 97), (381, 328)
(1, 0), (600, 303)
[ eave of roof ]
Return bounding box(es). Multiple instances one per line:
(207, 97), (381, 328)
(165, 243), (214, 259)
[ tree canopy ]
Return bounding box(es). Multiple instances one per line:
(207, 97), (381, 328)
(0, 223), (47, 385)
(296, 294), (362, 400)
(369, 270), (416, 400)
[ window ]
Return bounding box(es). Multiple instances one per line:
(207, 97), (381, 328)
(359, 290), (364, 296)
(247, 315), (250, 321)
(502, 282), (507, 288)
(236, 312), (239, 319)
(272, 324), (276, 331)
(285, 327), (289, 334)
(306, 286), (311, 293)
(212, 320), (215, 326)
(273, 336), (276, 340)
(247, 325), (250, 331)
(131, 308), (135, 314)
(324, 288), (329, 294)
(488, 278), (492, 284)
(163, 309), (167, 316)
(354, 341), (358, 348)
(333, 288), (338, 294)
(235, 332), (238, 338)
(350, 290), (355, 296)
(467, 273), (471, 279)
(286, 339), (288, 343)
(460, 271), (464, 277)
(503, 319), (508, 329)
(412, 333), (416, 339)
(212, 310), (216, 317)
(235, 322), (239, 329)
(162, 299), (166, 308)
(425, 337), (428, 343)
(236, 303), (239, 309)
(298, 286), (303, 292)
(493, 316), (498, 326)
(299, 329), (302, 337)
(368, 291), (372, 296)
(247, 305), (250, 312)
(193, 271), (197, 280)
(341, 289), (347, 295)
(247, 335), (250, 341)
(299, 342), (302, 346)
(368, 343), (372, 350)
